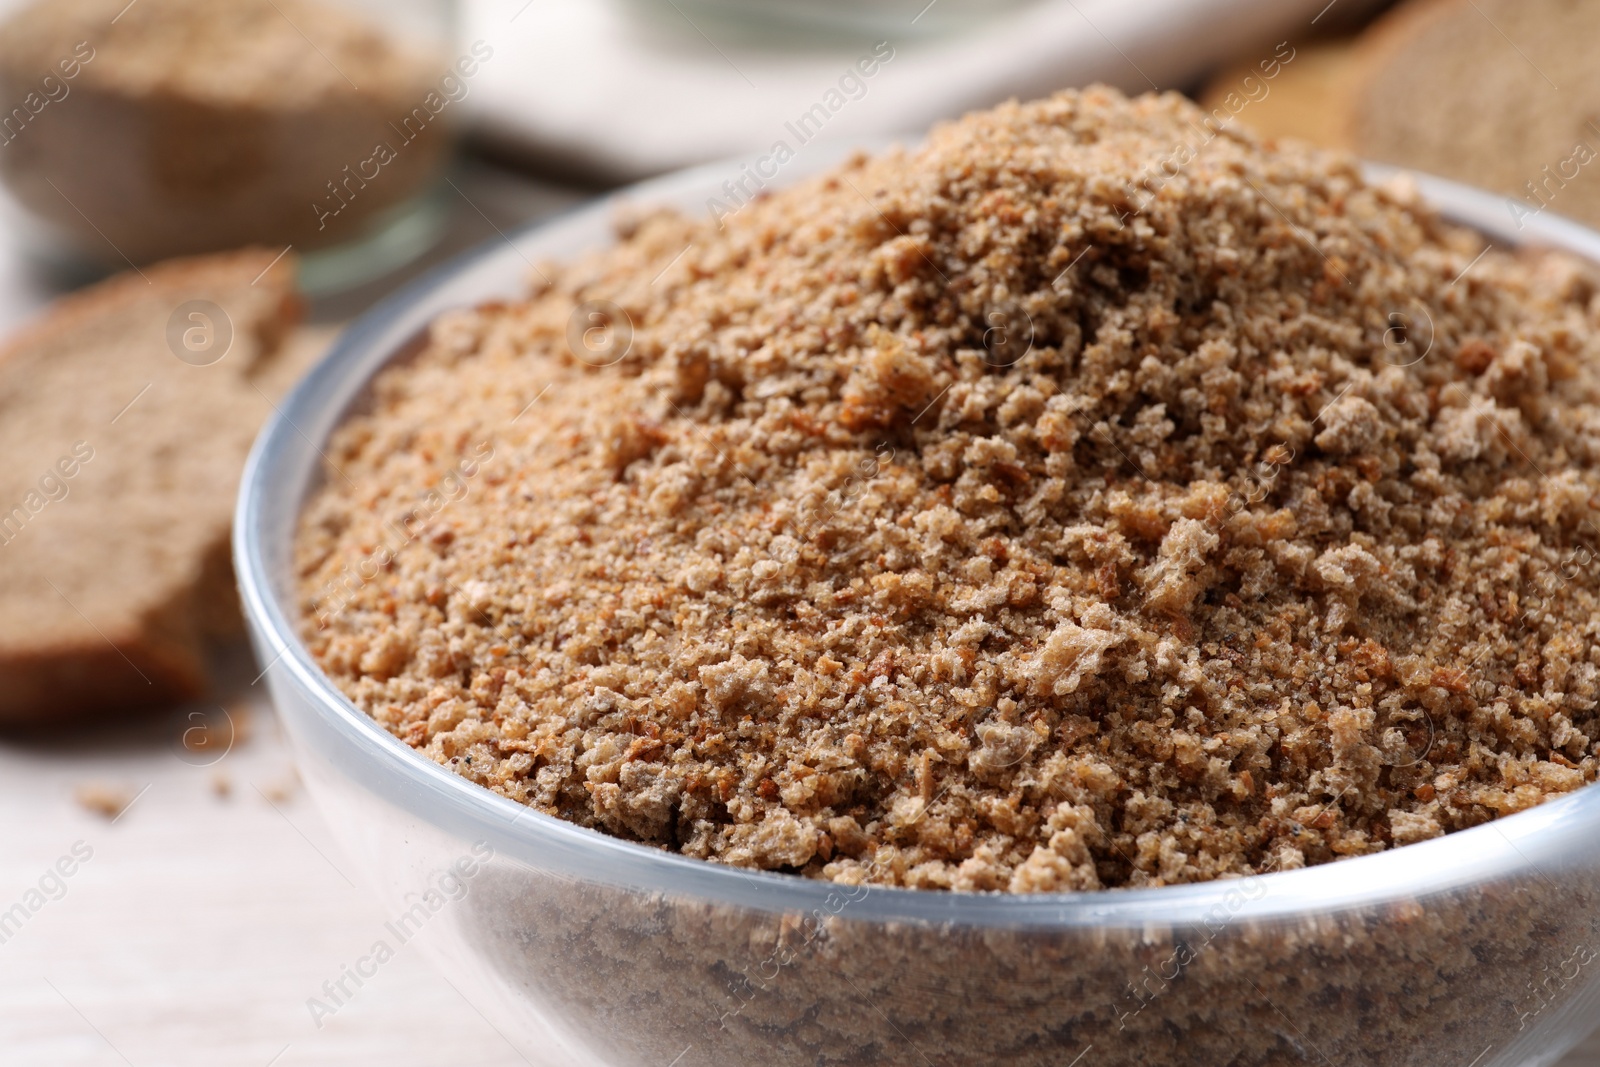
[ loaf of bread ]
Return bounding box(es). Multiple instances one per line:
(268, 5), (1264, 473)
(0, 250), (313, 723)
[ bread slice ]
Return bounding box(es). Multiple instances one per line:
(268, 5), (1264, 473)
(1342, 0), (1600, 229)
(1198, 40), (1358, 152)
(0, 250), (316, 724)
(1205, 0), (1600, 231)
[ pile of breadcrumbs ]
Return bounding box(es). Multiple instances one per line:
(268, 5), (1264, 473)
(298, 87), (1600, 892)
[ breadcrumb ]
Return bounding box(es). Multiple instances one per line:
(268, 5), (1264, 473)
(74, 784), (133, 820)
(297, 87), (1600, 891)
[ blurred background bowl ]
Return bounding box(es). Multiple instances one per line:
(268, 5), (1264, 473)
(0, 0), (461, 293)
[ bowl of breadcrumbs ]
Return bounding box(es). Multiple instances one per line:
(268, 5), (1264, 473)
(238, 87), (1600, 1067)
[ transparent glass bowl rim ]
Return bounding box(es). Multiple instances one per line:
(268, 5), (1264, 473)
(235, 149), (1600, 931)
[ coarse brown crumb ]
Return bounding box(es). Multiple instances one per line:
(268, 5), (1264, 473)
(296, 87), (1600, 892)
(74, 784), (133, 820)
(258, 769), (300, 804)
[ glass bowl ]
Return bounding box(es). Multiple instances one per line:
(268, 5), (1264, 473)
(235, 149), (1600, 1067)
(0, 0), (460, 293)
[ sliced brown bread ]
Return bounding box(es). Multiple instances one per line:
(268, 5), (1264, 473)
(1345, 0), (1600, 230)
(1204, 0), (1600, 231)
(0, 250), (314, 724)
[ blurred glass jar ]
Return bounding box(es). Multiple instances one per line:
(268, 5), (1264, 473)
(0, 0), (462, 291)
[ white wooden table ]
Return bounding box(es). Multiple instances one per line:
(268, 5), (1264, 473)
(0, 687), (537, 1067)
